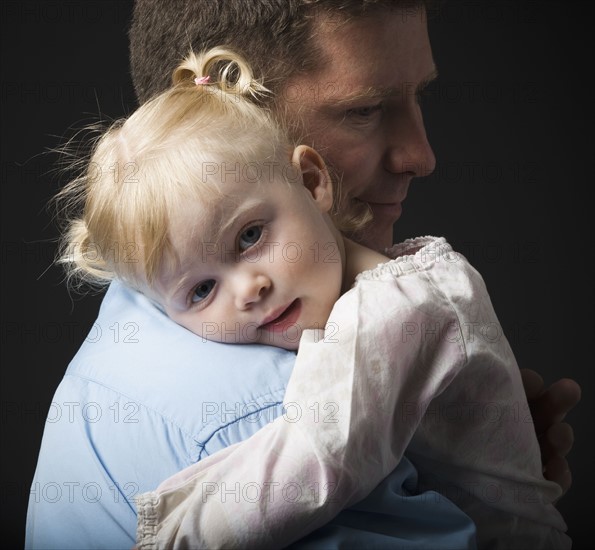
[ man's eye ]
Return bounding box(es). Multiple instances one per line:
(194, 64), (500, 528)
(192, 280), (216, 303)
(346, 104), (382, 118)
(238, 225), (263, 251)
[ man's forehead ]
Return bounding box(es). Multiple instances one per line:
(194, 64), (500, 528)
(312, 4), (429, 50)
(299, 7), (434, 92)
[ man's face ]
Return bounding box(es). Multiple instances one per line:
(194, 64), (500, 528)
(280, 7), (437, 250)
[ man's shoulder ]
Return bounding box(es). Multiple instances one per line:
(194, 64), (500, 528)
(64, 281), (296, 442)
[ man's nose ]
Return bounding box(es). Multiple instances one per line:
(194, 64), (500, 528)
(384, 105), (436, 178)
(233, 272), (271, 310)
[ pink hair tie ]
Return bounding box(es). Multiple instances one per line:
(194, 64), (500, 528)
(194, 75), (210, 85)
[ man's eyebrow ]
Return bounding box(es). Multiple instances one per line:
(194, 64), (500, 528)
(332, 67), (439, 105)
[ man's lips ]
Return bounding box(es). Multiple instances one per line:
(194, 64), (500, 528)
(356, 192), (408, 207)
(360, 200), (404, 220)
(356, 181), (409, 208)
(260, 299), (302, 333)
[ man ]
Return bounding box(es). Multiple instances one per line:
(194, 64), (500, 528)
(130, 0), (579, 499)
(26, 1), (579, 548)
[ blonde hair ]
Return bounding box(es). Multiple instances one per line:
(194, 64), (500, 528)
(56, 47), (368, 292)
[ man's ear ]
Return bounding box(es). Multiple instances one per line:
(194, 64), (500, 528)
(291, 145), (333, 213)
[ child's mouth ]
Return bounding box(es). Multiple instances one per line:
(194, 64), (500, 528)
(260, 299), (302, 333)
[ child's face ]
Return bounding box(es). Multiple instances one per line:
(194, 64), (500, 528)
(146, 157), (343, 350)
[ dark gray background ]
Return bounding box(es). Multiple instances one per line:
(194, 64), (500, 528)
(1, 1), (592, 546)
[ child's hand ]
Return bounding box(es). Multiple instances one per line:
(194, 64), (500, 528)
(521, 368), (581, 497)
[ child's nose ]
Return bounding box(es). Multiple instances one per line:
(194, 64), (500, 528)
(234, 273), (271, 309)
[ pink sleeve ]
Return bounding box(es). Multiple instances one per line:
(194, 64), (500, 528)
(136, 265), (467, 549)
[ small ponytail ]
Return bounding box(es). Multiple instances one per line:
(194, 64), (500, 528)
(173, 47), (270, 102)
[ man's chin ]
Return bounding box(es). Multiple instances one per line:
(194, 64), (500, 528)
(352, 226), (394, 252)
(352, 202), (401, 251)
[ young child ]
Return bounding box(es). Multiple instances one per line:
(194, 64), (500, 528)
(57, 48), (569, 549)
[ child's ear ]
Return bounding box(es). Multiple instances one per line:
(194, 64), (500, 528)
(291, 145), (333, 213)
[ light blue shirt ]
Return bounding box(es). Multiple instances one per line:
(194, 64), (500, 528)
(26, 281), (476, 549)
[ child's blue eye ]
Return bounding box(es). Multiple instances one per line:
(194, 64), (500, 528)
(192, 280), (216, 303)
(238, 225), (263, 251)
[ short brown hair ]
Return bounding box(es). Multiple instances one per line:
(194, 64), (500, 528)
(129, 0), (430, 105)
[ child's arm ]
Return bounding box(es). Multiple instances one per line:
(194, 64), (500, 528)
(136, 238), (468, 549)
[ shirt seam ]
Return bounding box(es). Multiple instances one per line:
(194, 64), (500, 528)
(199, 398), (284, 460)
(63, 372), (286, 463)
